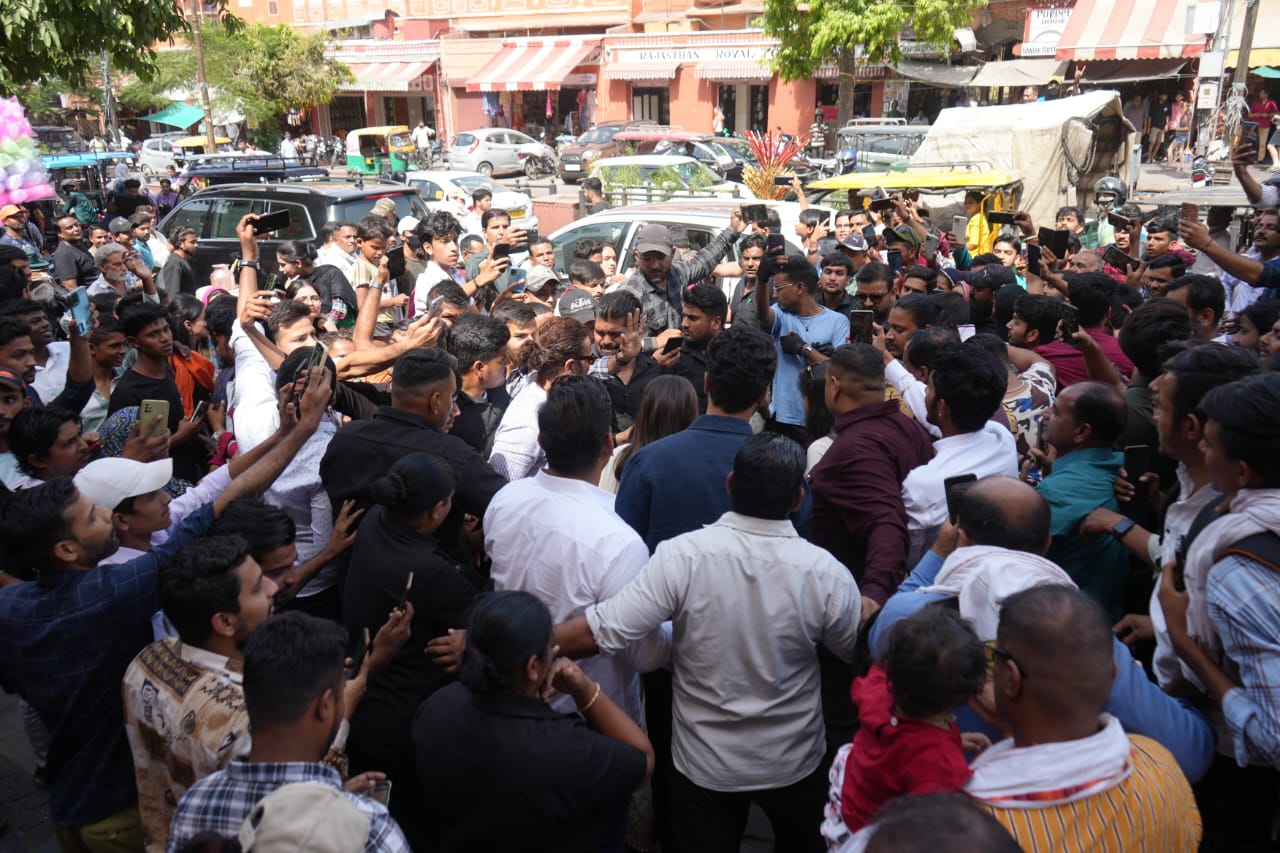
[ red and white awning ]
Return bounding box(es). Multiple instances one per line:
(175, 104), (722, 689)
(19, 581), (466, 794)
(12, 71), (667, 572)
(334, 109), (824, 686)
(339, 61), (436, 93)
(1055, 0), (1206, 60)
(466, 38), (601, 92)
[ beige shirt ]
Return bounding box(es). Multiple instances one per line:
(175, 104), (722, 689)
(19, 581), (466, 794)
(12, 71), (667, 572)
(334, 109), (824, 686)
(122, 639), (250, 853)
(587, 511), (861, 792)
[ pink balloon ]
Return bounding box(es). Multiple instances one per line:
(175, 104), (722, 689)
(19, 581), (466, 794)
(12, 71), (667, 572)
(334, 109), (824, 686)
(9, 189), (26, 204)
(25, 184), (54, 201)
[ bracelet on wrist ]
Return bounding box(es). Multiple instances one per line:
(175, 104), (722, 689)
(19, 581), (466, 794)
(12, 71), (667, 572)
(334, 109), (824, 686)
(578, 681), (602, 713)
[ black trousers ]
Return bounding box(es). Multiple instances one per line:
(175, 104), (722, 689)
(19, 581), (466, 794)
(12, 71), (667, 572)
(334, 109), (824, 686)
(668, 764), (827, 853)
(1194, 753), (1280, 851)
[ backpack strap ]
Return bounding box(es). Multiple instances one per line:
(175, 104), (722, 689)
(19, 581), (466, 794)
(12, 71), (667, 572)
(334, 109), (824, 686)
(1219, 532), (1280, 574)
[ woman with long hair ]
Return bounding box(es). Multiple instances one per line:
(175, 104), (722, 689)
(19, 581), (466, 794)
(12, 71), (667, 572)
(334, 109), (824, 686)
(164, 293), (216, 418)
(413, 590), (653, 852)
(278, 238), (360, 328)
(599, 375), (698, 493)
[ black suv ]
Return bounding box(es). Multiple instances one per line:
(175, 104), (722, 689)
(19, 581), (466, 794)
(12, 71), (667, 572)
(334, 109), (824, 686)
(157, 181), (430, 280)
(176, 156), (329, 196)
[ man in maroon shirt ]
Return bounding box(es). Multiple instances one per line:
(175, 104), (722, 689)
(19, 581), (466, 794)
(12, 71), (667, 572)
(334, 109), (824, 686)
(1030, 274), (1134, 391)
(810, 343), (934, 620)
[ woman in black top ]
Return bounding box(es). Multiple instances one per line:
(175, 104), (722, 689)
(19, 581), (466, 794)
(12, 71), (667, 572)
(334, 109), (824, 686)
(342, 452), (484, 851)
(413, 590), (653, 853)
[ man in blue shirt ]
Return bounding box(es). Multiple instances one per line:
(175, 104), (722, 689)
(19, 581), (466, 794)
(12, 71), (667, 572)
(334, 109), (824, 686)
(872, 475), (1214, 783)
(753, 251), (849, 443)
(0, 368), (330, 850)
(1037, 380), (1131, 619)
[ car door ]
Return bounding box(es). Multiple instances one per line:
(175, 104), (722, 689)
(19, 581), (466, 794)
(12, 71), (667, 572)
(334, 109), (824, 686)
(492, 132), (520, 173)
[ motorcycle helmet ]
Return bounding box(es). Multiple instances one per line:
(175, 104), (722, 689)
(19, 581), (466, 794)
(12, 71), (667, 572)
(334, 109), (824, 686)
(839, 147), (856, 165)
(1093, 176), (1127, 210)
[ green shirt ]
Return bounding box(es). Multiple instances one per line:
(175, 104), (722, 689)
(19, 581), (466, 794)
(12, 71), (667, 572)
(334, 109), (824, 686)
(1038, 447), (1131, 620)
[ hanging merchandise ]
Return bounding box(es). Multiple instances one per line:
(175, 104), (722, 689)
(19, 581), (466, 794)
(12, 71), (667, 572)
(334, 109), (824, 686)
(0, 98), (56, 206)
(546, 89), (553, 120)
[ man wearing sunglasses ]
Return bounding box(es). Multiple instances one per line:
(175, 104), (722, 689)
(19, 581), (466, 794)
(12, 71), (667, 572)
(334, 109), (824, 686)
(852, 262), (897, 325)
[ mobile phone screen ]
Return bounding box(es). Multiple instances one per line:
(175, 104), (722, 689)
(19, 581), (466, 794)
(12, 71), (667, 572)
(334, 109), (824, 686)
(944, 473), (977, 524)
(386, 245), (406, 278)
(766, 233), (786, 256)
(1124, 445), (1152, 503)
(251, 209), (291, 235)
(862, 224), (878, 244)
(1059, 302), (1080, 341)
(1026, 243), (1042, 277)
(68, 287), (92, 336)
(848, 309), (874, 344)
(986, 211), (1015, 226)
(661, 335), (684, 354)
(491, 243), (511, 261)
(869, 197), (896, 213)
(773, 175), (794, 187)
(887, 249), (903, 275)
(742, 204), (768, 224)
(952, 215), (968, 237)
(1107, 212), (1132, 230)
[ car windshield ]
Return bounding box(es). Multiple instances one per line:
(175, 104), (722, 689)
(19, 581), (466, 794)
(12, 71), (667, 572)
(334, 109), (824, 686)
(576, 128), (616, 144)
(719, 139), (759, 164)
(706, 141), (741, 161)
(451, 175), (502, 194)
(332, 192), (429, 223)
(509, 132), (535, 145)
(453, 133), (476, 148)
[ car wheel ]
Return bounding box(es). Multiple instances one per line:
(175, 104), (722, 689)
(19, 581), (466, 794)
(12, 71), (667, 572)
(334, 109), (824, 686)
(524, 158), (539, 178)
(141, 165), (155, 178)
(477, 162), (493, 177)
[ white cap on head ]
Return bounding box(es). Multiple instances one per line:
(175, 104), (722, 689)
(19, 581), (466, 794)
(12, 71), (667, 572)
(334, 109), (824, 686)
(238, 783), (370, 853)
(397, 216), (420, 234)
(73, 458), (173, 510)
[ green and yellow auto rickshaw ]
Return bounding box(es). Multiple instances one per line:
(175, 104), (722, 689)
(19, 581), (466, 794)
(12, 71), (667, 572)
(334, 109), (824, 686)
(345, 126), (415, 175)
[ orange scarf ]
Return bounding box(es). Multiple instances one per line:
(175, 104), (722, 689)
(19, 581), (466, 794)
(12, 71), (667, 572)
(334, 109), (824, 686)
(169, 349), (216, 417)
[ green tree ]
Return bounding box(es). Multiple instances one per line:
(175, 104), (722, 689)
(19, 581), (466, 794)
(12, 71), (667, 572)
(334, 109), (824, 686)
(119, 21), (352, 131)
(761, 0), (987, 125)
(0, 0), (231, 94)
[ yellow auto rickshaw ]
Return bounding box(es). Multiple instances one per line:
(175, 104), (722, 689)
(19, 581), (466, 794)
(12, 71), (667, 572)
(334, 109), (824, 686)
(173, 135), (233, 166)
(345, 126), (415, 175)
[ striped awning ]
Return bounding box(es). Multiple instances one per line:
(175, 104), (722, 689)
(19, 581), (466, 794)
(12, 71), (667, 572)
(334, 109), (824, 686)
(1055, 0), (1205, 60)
(465, 38), (600, 92)
(607, 61), (682, 81)
(694, 59), (771, 82)
(339, 61), (435, 93)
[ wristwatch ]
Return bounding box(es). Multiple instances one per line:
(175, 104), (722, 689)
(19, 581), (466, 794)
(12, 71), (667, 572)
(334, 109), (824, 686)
(240, 259), (260, 269)
(801, 344), (813, 358)
(1110, 517), (1137, 539)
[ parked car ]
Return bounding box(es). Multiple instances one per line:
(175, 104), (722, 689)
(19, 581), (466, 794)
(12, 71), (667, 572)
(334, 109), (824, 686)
(545, 199), (803, 304)
(446, 128), (557, 178)
(32, 126), (85, 153)
(156, 181), (430, 281)
(833, 122), (929, 172)
(589, 155), (754, 204)
(403, 169), (538, 233)
(557, 121), (655, 183)
(175, 156), (329, 196)
(651, 137), (746, 181)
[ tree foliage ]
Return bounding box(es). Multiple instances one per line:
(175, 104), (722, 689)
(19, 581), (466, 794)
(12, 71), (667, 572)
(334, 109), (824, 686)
(118, 21), (353, 126)
(0, 0), (232, 94)
(761, 0), (988, 79)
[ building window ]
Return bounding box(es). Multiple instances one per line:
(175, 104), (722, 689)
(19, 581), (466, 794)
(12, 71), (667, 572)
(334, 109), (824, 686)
(266, 0), (278, 13)
(632, 88), (670, 125)
(330, 96), (366, 136)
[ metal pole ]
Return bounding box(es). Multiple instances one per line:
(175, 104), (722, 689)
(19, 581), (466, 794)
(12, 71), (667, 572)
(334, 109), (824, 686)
(191, 0), (217, 150)
(1236, 0), (1261, 76)
(101, 50), (119, 144)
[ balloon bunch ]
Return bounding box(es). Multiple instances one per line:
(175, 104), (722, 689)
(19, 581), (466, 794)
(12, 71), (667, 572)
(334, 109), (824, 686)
(0, 98), (55, 206)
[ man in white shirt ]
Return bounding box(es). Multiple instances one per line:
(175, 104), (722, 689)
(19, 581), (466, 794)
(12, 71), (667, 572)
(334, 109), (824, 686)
(410, 120), (434, 152)
(902, 340), (1018, 563)
(556, 433), (860, 853)
(316, 222), (358, 281)
(279, 132), (298, 160)
(485, 376), (669, 722)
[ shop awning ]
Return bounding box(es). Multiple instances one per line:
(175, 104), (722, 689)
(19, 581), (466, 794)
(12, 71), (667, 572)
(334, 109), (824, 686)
(1226, 0), (1280, 66)
(606, 61), (682, 81)
(140, 102), (204, 129)
(1080, 58), (1188, 82)
(817, 64), (891, 80)
(1055, 0), (1204, 60)
(892, 61), (977, 87)
(694, 59), (771, 83)
(339, 61), (436, 93)
(466, 38), (600, 92)
(969, 58), (1068, 88)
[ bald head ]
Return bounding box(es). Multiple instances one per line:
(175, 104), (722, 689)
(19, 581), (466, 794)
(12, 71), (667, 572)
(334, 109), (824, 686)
(1069, 250), (1102, 273)
(957, 476), (1051, 555)
(867, 793), (1020, 853)
(997, 585), (1116, 729)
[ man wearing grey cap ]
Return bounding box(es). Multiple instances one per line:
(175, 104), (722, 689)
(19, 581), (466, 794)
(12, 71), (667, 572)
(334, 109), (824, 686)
(620, 210), (749, 350)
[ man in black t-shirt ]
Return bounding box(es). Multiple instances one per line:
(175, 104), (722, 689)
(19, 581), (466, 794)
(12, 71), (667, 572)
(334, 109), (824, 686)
(51, 216), (98, 290)
(158, 227), (199, 296)
(107, 179), (148, 220)
(108, 302), (207, 481)
(1146, 93), (1171, 162)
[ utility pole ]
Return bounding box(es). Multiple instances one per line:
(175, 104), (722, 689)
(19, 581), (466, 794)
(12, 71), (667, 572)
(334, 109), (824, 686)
(1235, 0), (1261, 76)
(190, 0), (217, 150)
(101, 51), (119, 145)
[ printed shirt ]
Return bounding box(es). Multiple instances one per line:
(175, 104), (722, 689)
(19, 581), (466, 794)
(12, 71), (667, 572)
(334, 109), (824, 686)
(123, 639), (250, 853)
(166, 759), (408, 853)
(1003, 361), (1056, 457)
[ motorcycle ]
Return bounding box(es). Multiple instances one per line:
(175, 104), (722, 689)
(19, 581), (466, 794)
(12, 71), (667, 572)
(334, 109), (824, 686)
(517, 142), (558, 178)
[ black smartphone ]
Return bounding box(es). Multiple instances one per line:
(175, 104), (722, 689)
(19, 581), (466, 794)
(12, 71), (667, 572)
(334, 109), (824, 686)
(766, 233), (786, 256)
(491, 242), (512, 261)
(861, 224), (878, 244)
(1026, 242), (1042, 278)
(262, 273), (284, 294)
(773, 175), (794, 187)
(1180, 202), (1199, 223)
(1102, 245), (1139, 272)
(1241, 120), (1261, 154)
(250, 208), (291, 235)
(661, 335), (684, 354)
(1059, 301), (1080, 342)
(848, 309), (874, 344)
(741, 204), (768, 224)
(944, 473), (978, 525)
(306, 341), (327, 372)
(189, 400), (209, 422)
(1124, 445), (1153, 503)
(426, 295), (446, 320)
(1107, 212), (1133, 231)
(1038, 227), (1070, 257)
(346, 627), (370, 680)
(386, 245), (406, 279)
(869, 197), (896, 213)
(369, 780), (392, 807)
(986, 211), (1016, 226)
(887, 249), (903, 275)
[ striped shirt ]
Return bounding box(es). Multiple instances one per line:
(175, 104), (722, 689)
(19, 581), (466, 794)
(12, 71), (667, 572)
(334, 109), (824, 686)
(979, 736), (1202, 852)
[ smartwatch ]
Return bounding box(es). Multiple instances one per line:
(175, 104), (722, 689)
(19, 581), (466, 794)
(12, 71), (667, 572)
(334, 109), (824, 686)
(1110, 517), (1137, 539)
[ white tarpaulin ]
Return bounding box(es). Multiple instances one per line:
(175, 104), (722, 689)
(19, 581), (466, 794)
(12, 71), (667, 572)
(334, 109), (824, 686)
(969, 59), (1068, 88)
(909, 91), (1134, 228)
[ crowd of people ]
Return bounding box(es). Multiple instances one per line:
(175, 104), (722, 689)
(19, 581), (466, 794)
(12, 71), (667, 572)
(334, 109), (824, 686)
(1, 134), (1280, 853)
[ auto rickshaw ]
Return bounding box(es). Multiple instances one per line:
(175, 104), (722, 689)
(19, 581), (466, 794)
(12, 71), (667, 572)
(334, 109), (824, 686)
(345, 126), (415, 175)
(173, 136), (233, 167)
(37, 151), (140, 238)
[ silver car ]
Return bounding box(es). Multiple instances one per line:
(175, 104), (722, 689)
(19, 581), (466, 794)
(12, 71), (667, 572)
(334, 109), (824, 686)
(447, 128), (555, 178)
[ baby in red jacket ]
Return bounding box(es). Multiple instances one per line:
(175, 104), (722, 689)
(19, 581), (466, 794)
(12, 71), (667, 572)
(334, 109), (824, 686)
(840, 606), (991, 832)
